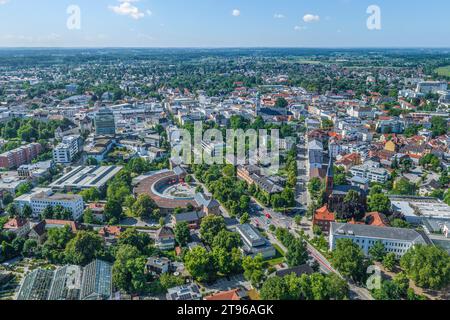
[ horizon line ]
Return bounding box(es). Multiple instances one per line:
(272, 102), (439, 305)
(0, 46), (450, 50)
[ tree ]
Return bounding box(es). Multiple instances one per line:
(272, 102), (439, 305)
(331, 239), (367, 282)
(240, 212), (250, 225)
(200, 215), (226, 245)
(159, 273), (185, 291)
(222, 164), (235, 177)
(22, 205), (33, 219)
(383, 252), (397, 271)
(2, 192), (14, 206)
(392, 178), (416, 196)
(113, 245), (147, 294)
(104, 199), (123, 224)
(321, 119), (334, 130)
(174, 222), (191, 247)
(212, 230), (242, 251)
(22, 239), (38, 257)
(212, 247), (242, 276)
(367, 193), (391, 214)
(86, 157), (98, 165)
(390, 219), (411, 229)
(430, 116), (448, 137)
(83, 209), (95, 224)
(419, 154), (441, 172)
(400, 245), (450, 290)
(369, 241), (386, 262)
(259, 276), (290, 300)
(275, 97), (288, 108)
(64, 231), (104, 266)
(132, 194), (157, 220)
(184, 246), (216, 283)
(79, 188), (101, 202)
(308, 178), (323, 203)
(372, 280), (402, 300)
(46, 225), (73, 250)
(15, 182), (32, 196)
(6, 203), (18, 218)
(242, 254), (265, 287)
(285, 238), (308, 267)
(117, 228), (152, 254)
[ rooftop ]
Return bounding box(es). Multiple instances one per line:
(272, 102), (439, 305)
(50, 166), (123, 190)
(331, 222), (432, 244)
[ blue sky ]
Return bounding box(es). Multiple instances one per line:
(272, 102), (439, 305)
(0, 0), (449, 47)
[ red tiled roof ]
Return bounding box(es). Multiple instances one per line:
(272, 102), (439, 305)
(314, 206), (335, 222)
(3, 218), (28, 230)
(205, 289), (241, 301)
(349, 212), (389, 227)
(99, 226), (124, 237)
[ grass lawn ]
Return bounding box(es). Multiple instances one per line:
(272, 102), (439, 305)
(265, 244), (286, 266)
(435, 66), (450, 77)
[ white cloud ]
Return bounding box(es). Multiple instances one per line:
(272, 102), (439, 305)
(273, 13), (285, 19)
(109, 0), (145, 20)
(232, 9), (240, 17)
(303, 14), (320, 23)
(146, 9), (152, 16)
(0, 0), (10, 4)
(294, 25), (307, 31)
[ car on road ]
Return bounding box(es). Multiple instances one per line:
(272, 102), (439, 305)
(265, 212), (272, 219)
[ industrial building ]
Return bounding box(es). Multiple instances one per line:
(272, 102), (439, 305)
(50, 165), (123, 191)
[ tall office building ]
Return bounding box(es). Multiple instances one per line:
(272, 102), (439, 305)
(94, 108), (116, 136)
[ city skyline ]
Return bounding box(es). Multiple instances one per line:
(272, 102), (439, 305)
(0, 0), (449, 48)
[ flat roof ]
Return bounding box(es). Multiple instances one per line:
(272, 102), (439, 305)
(331, 222), (431, 244)
(390, 196), (450, 220)
(50, 166), (123, 190)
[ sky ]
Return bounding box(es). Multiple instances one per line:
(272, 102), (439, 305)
(0, 0), (449, 48)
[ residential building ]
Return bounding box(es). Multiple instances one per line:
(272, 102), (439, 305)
(329, 222), (432, 257)
(166, 284), (202, 300)
(313, 205), (335, 234)
(0, 143), (42, 169)
(146, 257), (171, 275)
(155, 226), (176, 250)
(2, 217), (30, 237)
(350, 161), (389, 183)
(53, 135), (81, 164)
(237, 165), (283, 195)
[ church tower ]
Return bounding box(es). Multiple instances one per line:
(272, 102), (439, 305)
(325, 153), (334, 199)
(255, 92), (261, 116)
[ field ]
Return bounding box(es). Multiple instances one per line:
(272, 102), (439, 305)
(435, 65), (450, 77)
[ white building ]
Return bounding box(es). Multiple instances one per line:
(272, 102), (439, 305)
(350, 161), (389, 183)
(30, 192), (84, 220)
(416, 81), (448, 94)
(53, 135), (81, 164)
(15, 188), (84, 220)
(329, 222), (431, 257)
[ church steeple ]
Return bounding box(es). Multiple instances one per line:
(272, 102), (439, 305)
(325, 151), (334, 198)
(255, 92), (261, 116)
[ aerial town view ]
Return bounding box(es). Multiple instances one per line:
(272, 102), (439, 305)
(0, 0), (449, 312)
